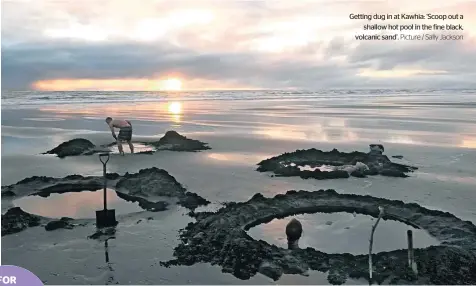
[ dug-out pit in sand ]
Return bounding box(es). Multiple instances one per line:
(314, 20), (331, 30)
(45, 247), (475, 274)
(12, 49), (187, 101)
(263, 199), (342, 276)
(13, 188), (144, 219)
(257, 144), (418, 180)
(43, 130), (211, 158)
(248, 212), (440, 255)
(1, 167), (210, 236)
(162, 189), (476, 285)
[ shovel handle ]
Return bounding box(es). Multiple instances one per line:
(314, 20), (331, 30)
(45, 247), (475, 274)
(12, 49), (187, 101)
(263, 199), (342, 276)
(99, 153), (110, 165)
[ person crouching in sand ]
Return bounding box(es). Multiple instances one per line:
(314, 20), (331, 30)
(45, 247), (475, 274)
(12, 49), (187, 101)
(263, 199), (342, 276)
(105, 117), (134, 155)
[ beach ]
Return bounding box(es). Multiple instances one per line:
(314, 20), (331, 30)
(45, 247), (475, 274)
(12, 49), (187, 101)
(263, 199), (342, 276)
(1, 89), (476, 284)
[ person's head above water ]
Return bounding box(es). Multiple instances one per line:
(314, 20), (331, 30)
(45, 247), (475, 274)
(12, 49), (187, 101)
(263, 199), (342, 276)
(105, 117), (113, 124)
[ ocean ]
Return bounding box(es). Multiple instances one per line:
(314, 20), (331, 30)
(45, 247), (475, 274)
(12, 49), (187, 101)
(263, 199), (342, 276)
(3, 89), (476, 107)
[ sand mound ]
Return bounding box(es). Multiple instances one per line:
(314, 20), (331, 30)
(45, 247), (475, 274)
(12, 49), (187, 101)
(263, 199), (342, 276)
(144, 130), (211, 152)
(44, 138), (96, 158)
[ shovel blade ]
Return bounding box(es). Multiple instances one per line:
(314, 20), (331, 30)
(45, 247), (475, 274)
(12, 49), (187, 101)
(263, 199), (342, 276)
(96, 209), (117, 228)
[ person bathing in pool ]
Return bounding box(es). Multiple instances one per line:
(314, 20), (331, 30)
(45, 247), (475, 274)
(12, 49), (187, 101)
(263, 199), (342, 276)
(105, 117), (134, 155)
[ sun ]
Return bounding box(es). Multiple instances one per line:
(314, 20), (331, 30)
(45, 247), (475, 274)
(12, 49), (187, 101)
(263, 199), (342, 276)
(160, 78), (182, 91)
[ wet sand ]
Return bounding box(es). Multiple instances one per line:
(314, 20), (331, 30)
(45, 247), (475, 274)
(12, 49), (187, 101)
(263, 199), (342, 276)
(2, 93), (476, 284)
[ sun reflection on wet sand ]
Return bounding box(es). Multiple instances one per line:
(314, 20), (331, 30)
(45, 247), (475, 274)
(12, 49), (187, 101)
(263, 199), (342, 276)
(167, 101), (182, 125)
(460, 137), (476, 149)
(13, 189), (143, 219)
(40, 101), (189, 125)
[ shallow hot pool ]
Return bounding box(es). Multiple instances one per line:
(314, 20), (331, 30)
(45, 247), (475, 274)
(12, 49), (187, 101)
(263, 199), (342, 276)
(13, 189), (144, 219)
(108, 143), (154, 154)
(248, 212), (440, 254)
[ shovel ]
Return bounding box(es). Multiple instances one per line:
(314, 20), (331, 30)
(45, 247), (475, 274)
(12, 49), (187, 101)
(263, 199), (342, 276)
(95, 153), (117, 228)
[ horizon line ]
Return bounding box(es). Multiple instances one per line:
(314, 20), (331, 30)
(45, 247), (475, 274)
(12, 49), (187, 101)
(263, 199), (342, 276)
(2, 87), (476, 92)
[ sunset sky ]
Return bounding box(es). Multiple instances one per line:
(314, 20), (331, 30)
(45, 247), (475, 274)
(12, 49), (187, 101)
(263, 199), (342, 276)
(2, 0), (475, 91)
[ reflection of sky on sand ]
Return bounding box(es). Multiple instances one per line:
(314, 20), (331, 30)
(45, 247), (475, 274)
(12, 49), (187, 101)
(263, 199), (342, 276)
(1, 127), (94, 155)
(417, 172), (476, 186)
(253, 123), (359, 143)
(1, 135), (48, 155)
(14, 189), (143, 219)
(206, 152), (269, 165)
(248, 212), (439, 255)
(16, 96), (476, 149)
(109, 143), (154, 154)
(1, 125), (81, 138)
(386, 135), (420, 145)
(23, 117), (66, 122)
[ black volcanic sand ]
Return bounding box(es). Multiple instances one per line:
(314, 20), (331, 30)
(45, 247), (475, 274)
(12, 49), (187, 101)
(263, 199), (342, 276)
(161, 190), (476, 285)
(1, 167), (209, 236)
(257, 147), (418, 180)
(144, 130), (211, 152)
(44, 138), (96, 158)
(2, 207), (43, 236)
(43, 130), (211, 158)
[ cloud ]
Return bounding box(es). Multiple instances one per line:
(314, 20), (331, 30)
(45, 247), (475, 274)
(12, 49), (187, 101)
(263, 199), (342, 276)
(1, 0), (476, 90)
(1, 40), (355, 89)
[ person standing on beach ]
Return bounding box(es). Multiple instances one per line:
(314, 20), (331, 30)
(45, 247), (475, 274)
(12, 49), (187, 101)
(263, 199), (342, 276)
(105, 117), (134, 155)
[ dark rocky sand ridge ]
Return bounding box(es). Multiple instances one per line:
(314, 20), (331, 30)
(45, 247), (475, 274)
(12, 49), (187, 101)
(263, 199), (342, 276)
(257, 145), (418, 180)
(161, 189), (476, 285)
(1, 167), (210, 236)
